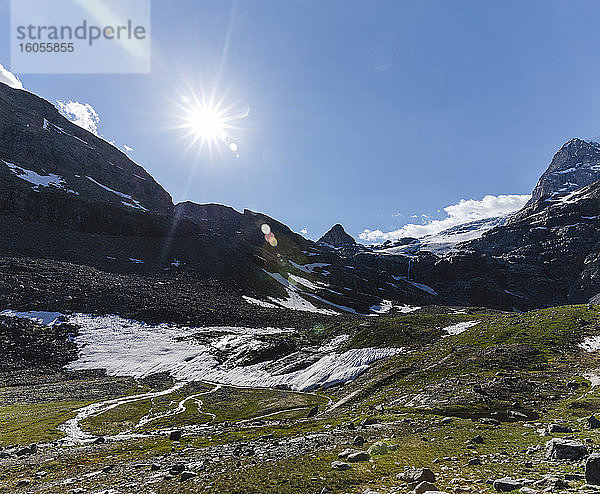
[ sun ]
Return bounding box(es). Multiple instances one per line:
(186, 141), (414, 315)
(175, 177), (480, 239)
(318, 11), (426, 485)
(187, 104), (226, 141)
(172, 87), (248, 157)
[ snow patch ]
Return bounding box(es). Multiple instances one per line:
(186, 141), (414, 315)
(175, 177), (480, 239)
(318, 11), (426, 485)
(441, 320), (480, 338)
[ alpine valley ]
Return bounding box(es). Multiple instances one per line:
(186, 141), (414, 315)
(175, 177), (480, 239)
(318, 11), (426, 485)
(4, 81), (600, 494)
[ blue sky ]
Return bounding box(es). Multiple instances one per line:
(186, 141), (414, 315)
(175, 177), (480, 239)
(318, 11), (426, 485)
(2, 0), (600, 241)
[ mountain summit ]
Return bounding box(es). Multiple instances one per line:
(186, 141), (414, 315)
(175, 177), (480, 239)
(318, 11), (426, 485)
(530, 138), (600, 202)
(318, 223), (356, 248)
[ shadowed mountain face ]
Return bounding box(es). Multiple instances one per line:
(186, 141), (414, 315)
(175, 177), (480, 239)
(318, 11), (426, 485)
(4, 79), (600, 316)
(0, 82), (173, 215)
(0, 82), (438, 319)
(318, 224), (356, 248)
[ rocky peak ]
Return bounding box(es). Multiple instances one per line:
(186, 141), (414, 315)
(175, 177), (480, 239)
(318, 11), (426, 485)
(318, 224), (356, 248)
(530, 138), (600, 203)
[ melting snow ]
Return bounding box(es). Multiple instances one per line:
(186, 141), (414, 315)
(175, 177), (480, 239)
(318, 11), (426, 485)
(441, 320), (479, 337)
(2, 311), (401, 392)
(579, 336), (600, 352)
(86, 176), (147, 211)
(3, 160), (78, 194)
(242, 296), (279, 309)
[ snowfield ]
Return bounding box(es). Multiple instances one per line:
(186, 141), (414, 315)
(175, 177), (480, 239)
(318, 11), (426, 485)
(1, 311), (402, 392)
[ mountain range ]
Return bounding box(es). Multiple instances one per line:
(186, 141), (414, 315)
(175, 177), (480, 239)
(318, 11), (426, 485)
(2, 80), (600, 319)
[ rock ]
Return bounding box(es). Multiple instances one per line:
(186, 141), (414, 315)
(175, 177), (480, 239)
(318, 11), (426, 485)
(586, 453), (600, 485)
(307, 406), (319, 418)
(169, 430), (182, 441)
(338, 448), (357, 459)
(470, 435), (484, 444)
(467, 457), (481, 465)
(15, 444), (36, 456)
(545, 438), (587, 460)
(331, 461), (351, 471)
(533, 475), (569, 490)
(547, 423), (572, 434)
(440, 417), (453, 425)
(168, 463), (187, 475)
(480, 418), (501, 426)
(493, 477), (522, 492)
(318, 224), (356, 248)
(414, 481), (438, 494)
(399, 468), (436, 484)
(150, 463), (160, 471)
(360, 417), (379, 426)
(367, 442), (388, 455)
(586, 415), (600, 430)
(180, 471), (197, 481)
(347, 451), (371, 463)
(93, 436), (105, 444)
(353, 435), (365, 447)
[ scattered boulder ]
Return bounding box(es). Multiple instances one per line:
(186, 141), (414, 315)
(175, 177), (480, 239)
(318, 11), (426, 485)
(545, 438), (587, 460)
(180, 471), (197, 481)
(470, 435), (484, 444)
(331, 461), (351, 471)
(338, 448), (357, 459)
(493, 477), (522, 492)
(480, 418), (501, 426)
(168, 463), (187, 475)
(547, 423), (572, 434)
(353, 435), (365, 447)
(532, 475), (569, 490)
(398, 468), (436, 484)
(169, 430), (182, 441)
(586, 453), (600, 485)
(307, 406), (319, 418)
(586, 415), (600, 430)
(439, 417), (453, 425)
(414, 481), (438, 494)
(360, 417), (379, 426)
(367, 442), (388, 455)
(467, 457), (481, 466)
(347, 451), (371, 463)
(93, 436), (105, 444)
(15, 444), (37, 456)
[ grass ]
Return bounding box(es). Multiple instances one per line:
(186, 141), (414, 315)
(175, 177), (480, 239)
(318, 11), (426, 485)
(0, 401), (90, 446)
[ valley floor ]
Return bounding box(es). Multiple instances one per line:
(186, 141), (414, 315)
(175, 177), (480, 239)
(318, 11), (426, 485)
(2, 305), (600, 493)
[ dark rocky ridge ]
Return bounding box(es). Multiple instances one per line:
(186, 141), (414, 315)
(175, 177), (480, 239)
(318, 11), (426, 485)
(5, 79), (600, 314)
(318, 224), (356, 248)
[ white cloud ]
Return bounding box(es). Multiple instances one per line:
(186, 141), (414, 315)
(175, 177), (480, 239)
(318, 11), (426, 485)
(359, 194), (530, 242)
(300, 228), (308, 235)
(123, 145), (133, 152)
(0, 64), (24, 90)
(57, 100), (99, 135)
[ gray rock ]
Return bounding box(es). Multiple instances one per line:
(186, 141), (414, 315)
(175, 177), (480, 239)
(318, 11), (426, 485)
(338, 448), (357, 459)
(347, 451), (371, 463)
(180, 470), (197, 481)
(545, 438), (587, 460)
(547, 423), (572, 434)
(586, 453), (600, 485)
(493, 476), (522, 492)
(331, 461), (351, 471)
(414, 481), (438, 494)
(307, 406), (319, 418)
(353, 435), (365, 447)
(169, 430), (182, 441)
(399, 468), (436, 484)
(480, 418), (501, 426)
(586, 415), (600, 430)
